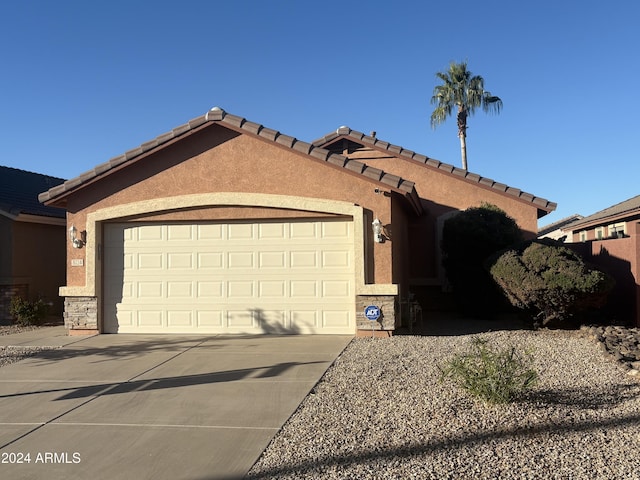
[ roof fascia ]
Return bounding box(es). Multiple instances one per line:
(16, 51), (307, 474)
(566, 210), (640, 231)
(40, 108), (423, 216)
(313, 128), (556, 216)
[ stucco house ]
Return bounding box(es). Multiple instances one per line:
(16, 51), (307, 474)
(38, 107), (556, 336)
(538, 214), (583, 241)
(562, 195), (640, 327)
(1, 166), (66, 323)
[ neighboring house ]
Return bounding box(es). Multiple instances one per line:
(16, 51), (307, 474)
(538, 214), (583, 241)
(563, 195), (640, 327)
(39, 108), (556, 336)
(0, 166), (66, 323)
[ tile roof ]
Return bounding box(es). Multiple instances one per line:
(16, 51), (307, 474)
(313, 127), (557, 214)
(38, 108), (423, 214)
(565, 195), (640, 229)
(538, 214), (583, 236)
(0, 166), (66, 219)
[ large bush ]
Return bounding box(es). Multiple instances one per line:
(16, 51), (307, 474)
(487, 239), (615, 327)
(441, 203), (524, 314)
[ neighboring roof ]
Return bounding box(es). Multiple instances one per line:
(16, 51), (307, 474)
(313, 127), (557, 215)
(39, 107), (423, 215)
(538, 214), (584, 236)
(0, 166), (66, 220)
(565, 195), (640, 230)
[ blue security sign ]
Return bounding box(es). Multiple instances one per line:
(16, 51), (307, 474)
(364, 305), (381, 321)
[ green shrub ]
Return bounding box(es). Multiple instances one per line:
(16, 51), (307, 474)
(487, 238), (615, 327)
(441, 203), (523, 314)
(439, 337), (538, 404)
(9, 297), (49, 326)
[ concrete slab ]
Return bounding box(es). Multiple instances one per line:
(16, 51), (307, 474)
(0, 333), (352, 479)
(0, 326), (81, 347)
(0, 423), (274, 480)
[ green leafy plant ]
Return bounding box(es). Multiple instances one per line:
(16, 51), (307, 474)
(487, 238), (615, 327)
(439, 337), (538, 404)
(9, 297), (49, 326)
(441, 203), (523, 315)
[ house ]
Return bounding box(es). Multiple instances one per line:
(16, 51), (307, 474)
(38, 107), (556, 336)
(0, 166), (66, 323)
(562, 195), (640, 327)
(538, 214), (583, 241)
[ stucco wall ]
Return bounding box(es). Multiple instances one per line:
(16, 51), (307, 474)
(569, 222), (640, 327)
(349, 155), (542, 236)
(59, 125), (399, 292)
(12, 222), (66, 314)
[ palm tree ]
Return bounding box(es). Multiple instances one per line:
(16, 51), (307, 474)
(430, 61), (503, 170)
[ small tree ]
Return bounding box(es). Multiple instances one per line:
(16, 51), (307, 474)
(442, 203), (523, 315)
(487, 239), (615, 327)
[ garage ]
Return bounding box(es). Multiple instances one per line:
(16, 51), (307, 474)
(102, 218), (355, 334)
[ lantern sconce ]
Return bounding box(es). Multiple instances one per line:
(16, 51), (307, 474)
(372, 218), (384, 243)
(69, 225), (85, 249)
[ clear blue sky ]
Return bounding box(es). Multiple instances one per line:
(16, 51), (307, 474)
(1, 0), (638, 227)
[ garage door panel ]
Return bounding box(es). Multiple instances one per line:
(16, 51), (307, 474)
(167, 282), (193, 297)
(167, 253), (193, 269)
(322, 311), (351, 328)
(138, 253), (163, 269)
(259, 281), (286, 297)
(290, 251), (317, 268)
(197, 281), (223, 298)
(290, 280), (318, 297)
(227, 310), (255, 328)
(103, 219), (355, 334)
(138, 310), (163, 327)
(197, 252), (223, 269)
(137, 224), (164, 241)
(228, 252), (254, 268)
(167, 310), (193, 327)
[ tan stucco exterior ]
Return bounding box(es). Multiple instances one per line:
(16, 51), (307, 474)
(42, 109), (555, 335)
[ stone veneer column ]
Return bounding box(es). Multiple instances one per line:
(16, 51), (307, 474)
(64, 297), (98, 335)
(355, 295), (397, 337)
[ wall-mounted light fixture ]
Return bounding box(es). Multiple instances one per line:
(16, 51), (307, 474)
(69, 225), (85, 249)
(372, 218), (384, 243)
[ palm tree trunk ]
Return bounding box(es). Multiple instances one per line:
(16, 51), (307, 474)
(459, 134), (468, 170)
(457, 107), (468, 170)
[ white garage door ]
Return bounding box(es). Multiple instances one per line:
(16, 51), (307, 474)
(103, 219), (355, 334)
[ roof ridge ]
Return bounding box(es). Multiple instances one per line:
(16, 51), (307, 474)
(312, 126), (557, 213)
(39, 108), (422, 215)
(568, 194), (640, 227)
(1, 165), (65, 182)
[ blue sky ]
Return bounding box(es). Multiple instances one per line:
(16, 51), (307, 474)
(1, 0), (638, 227)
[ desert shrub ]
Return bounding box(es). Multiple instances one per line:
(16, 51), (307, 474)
(439, 336), (538, 404)
(9, 297), (49, 326)
(487, 238), (615, 327)
(441, 203), (523, 314)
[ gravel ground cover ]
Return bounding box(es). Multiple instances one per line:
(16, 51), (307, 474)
(247, 329), (640, 479)
(0, 324), (60, 367)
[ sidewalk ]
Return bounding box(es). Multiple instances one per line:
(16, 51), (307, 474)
(0, 326), (85, 347)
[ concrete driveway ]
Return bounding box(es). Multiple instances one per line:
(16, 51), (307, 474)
(0, 329), (351, 479)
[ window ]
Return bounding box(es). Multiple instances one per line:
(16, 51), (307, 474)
(595, 227), (605, 240)
(608, 222), (626, 238)
(579, 230), (587, 242)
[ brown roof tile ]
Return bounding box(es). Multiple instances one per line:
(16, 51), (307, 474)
(313, 127), (556, 214)
(566, 195), (640, 229)
(38, 108), (423, 215)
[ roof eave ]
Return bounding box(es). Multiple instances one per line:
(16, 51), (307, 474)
(314, 128), (556, 217)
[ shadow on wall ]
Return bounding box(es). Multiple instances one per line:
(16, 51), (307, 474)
(592, 246), (636, 324)
(251, 308), (303, 335)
